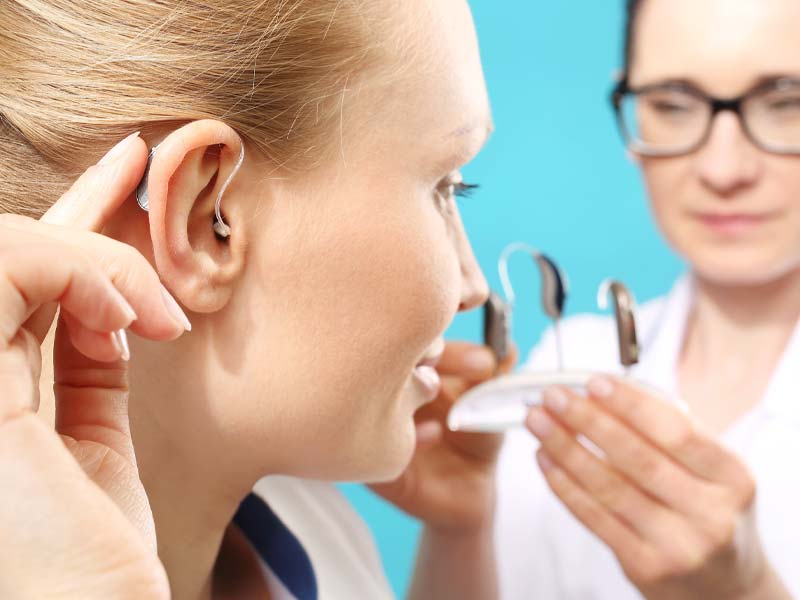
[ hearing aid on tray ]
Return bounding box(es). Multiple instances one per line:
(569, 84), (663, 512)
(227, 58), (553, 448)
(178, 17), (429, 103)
(481, 246), (569, 365)
(483, 292), (511, 363)
(135, 142), (244, 239)
(448, 266), (642, 433)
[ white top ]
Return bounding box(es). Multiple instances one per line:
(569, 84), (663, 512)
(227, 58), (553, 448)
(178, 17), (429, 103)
(495, 276), (800, 599)
(252, 476), (395, 600)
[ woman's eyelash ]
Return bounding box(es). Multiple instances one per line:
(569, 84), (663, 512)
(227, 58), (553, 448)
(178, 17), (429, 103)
(453, 182), (479, 198)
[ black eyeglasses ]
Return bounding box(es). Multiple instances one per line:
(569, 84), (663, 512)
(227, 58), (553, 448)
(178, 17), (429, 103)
(611, 77), (800, 157)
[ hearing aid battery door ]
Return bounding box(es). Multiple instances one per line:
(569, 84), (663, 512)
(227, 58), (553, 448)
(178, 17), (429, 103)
(447, 370), (595, 433)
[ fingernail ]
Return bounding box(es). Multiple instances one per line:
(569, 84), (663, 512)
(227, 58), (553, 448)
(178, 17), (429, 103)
(543, 386), (569, 414)
(112, 329), (131, 361)
(588, 376), (615, 399)
(526, 408), (553, 438)
(536, 450), (555, 472)
(465, 347), (496, 374)
(108, 285), (138, 324)
(98, 132), (141, 166)
(160, 284), (192, 331)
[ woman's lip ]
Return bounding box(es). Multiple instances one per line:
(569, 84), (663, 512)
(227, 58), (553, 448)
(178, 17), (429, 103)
(417, 353), (443, 368)
(693, 212), (775, 235)
(417, 338), (445, 368)
(413, 365), (442, 403)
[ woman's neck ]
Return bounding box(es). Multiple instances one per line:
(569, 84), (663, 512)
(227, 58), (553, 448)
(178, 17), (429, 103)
(132, 402), (238, 600)
(678, 267), (800, 432)
(128, 344), (266, 600)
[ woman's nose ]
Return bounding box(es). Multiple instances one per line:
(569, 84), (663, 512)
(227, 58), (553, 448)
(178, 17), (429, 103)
(456, 227), (489, 312)
(695, 112), (761, 197)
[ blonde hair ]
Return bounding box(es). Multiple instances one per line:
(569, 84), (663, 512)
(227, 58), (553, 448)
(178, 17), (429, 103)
(0, 0), (384, 218)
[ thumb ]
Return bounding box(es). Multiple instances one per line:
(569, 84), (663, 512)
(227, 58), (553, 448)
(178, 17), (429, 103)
(27, 133), (147, 343)
(41, 132), (147, 230)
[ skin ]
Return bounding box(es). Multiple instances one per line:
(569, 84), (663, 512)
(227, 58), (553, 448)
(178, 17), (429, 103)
(517, 0), (799, 597)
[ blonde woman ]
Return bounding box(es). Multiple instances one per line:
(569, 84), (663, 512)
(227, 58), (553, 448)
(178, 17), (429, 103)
(0, 0), (502, 598)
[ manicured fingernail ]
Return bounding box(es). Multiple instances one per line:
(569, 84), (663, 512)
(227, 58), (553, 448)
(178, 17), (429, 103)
(588, 376), (614, 399)
(536, 450), (555, 472)
(526, 408), (553, 438)
(543, 386), (569, 414)
(112, 329), (131, 361)
(160, 284), (192, 331)
(466, 347), (496, 374)
(108, 286), (138, 324)
(98, 132), (141, 166)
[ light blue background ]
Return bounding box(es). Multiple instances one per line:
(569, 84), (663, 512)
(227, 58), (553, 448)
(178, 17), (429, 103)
(342, 2), (683, 597)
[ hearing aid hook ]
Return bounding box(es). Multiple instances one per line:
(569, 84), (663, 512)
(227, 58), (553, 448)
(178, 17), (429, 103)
(497, 242), (569, 369)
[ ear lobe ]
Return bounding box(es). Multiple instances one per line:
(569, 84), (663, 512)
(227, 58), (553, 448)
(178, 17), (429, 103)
(145, 120), (248, 314)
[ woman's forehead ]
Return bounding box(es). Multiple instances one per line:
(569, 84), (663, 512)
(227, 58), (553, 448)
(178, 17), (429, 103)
(631, 0), (800, 93)
(357, 0), (490, 157)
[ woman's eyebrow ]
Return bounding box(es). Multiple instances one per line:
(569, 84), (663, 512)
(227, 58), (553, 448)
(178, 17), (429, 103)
(632, 73), (800, 95)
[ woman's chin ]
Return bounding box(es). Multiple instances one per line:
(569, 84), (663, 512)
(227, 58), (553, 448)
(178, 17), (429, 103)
(692, 255), (800, 288)
(681, 240), (800, 288)
(360, 418), (418, 484)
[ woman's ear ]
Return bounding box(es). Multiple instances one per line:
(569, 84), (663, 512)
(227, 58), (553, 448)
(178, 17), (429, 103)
(145, 120), (249, 314)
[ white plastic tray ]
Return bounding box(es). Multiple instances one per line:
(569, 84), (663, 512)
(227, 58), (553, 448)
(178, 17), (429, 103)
(447, 370), (596, 433)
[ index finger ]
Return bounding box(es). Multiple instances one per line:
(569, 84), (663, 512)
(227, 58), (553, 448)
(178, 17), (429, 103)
(586, 376), (749, 485)
(437, 341), (497, 382)
(41, 132), (147, 230)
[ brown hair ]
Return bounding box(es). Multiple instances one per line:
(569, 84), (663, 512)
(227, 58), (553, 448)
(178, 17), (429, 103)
(623, 0), (644, 76)
(0, 0), (385, 218)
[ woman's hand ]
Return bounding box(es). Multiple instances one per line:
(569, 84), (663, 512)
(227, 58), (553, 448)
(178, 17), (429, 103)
(370, 341), (516, 533)
(527, 376), (791, 600)
(0, 135), (190, 599)
(371, 341), (516, 600)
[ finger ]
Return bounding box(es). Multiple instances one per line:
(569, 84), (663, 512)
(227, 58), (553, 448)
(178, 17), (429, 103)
(2, 220), (190, 341)
(415, 420), (443, 447)
(0, 329), (41, 416)
(41, 132), (147, 230)
(412, 373), (505, 463)
(496, 343), (518, 376)
(52, 316), (134, 464)
(535, 448), (660, 580)
(540, 386), (719, 519)
(586, 376), (750, 485)
(60, 311), (130, 364)
(526, 405), (682, 546)
(437, 342), (497, 381)
(0, 238), (136, 351)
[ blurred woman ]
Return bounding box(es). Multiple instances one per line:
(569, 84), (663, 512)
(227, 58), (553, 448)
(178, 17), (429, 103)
(495, 0), (800, 597)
